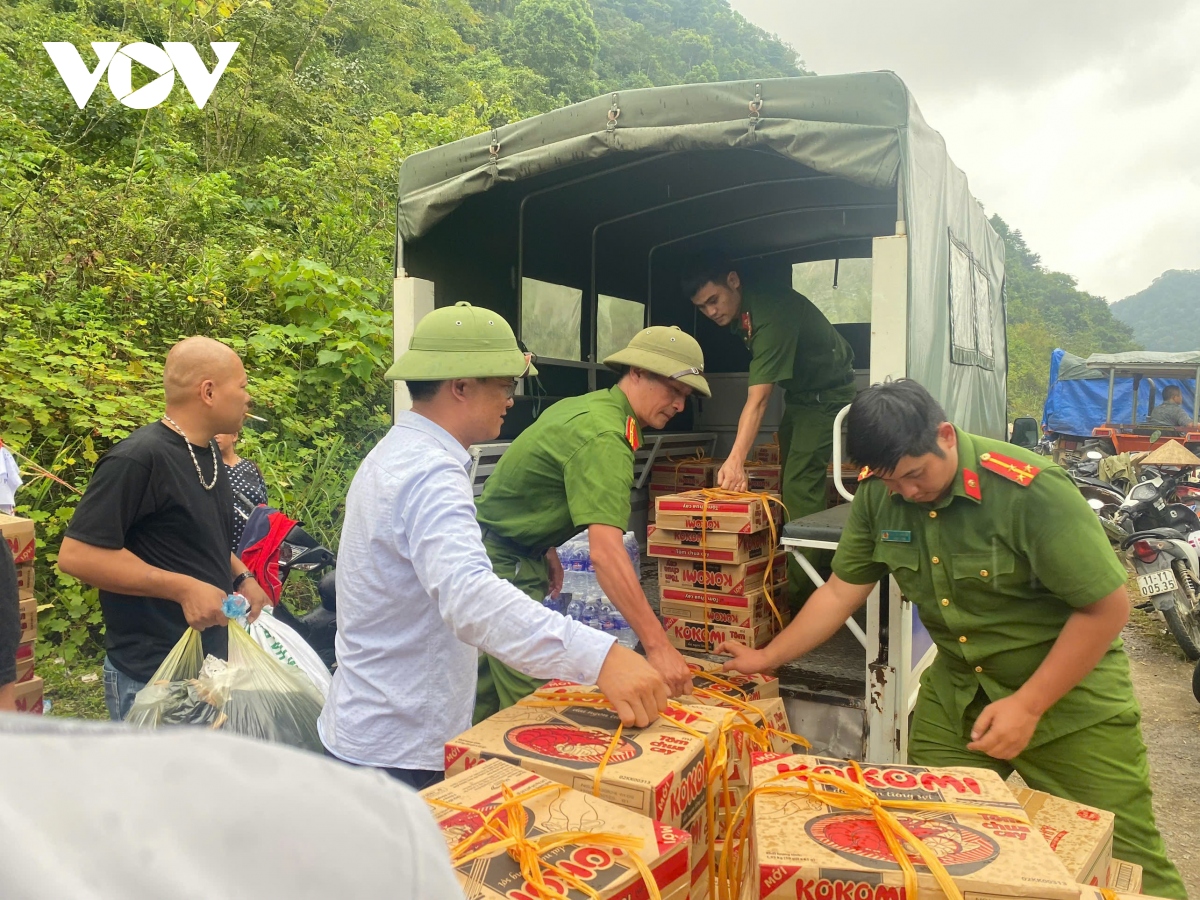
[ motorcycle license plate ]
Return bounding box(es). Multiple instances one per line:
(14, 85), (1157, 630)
(1137, 569), (1179, 597)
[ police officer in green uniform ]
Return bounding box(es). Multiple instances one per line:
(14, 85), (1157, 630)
(718, 379), (1185, 900)
(684, 256), (855, 609)
(473, 326), (711, 721)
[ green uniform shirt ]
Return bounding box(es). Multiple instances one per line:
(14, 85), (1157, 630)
(476, 386), (642, 551)
(832, 428), (1135, 748)
(731, 286), (856, 401)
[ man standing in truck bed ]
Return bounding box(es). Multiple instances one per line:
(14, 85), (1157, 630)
(684, 255), (855, 609)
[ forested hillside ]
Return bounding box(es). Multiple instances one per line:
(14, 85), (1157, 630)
(0, 0), (800, 659)
(1111, 270), (1200, 352)
(993, 215), (1140, 418)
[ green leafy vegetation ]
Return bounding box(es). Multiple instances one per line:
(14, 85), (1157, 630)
(992, 216), (1140, 419)
(1111, 269), (1200, 352)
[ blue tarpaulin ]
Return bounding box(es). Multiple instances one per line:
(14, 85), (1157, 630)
(1042, 349), (1196, 437)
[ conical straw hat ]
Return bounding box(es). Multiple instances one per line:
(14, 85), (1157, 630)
(1141, 439), (1200, 467)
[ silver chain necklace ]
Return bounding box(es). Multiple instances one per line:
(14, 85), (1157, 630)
(161, 415), (219, 491)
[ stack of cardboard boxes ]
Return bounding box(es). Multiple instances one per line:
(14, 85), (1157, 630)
(422, 758), (694, 900)
(649, 492), (788, 654)
(1, 512), (42, 713)
(445, 691), (735, 898)
(647, 457), (721, 524)
(747, 441), (782, 496)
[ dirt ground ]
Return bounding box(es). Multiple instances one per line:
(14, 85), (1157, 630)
(1122, 608), (1200, 897)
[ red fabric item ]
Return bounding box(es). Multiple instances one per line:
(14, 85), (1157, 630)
(240, 511), (298, 604)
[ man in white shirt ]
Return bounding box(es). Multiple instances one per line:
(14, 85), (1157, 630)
(319, 302), (669, 788)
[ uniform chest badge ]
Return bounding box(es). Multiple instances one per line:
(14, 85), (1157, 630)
(624, 416), (641, 452)
(741, 311), (753, 338)
(880, 530), (912, 543)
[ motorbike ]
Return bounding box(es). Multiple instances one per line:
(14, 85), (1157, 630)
(234, 491), (339, 671)
(1069, 450), (1126, 527)
(1108, 469), (1200, 660)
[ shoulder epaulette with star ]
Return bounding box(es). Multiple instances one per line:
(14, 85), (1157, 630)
(978, 450), (1040, 486)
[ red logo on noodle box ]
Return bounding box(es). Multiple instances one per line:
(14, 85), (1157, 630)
(1077, 809), (1101, 822)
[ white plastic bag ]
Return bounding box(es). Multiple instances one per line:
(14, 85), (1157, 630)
(244, 607), (332, 698)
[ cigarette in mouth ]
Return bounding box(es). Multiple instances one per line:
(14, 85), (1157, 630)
(245, 414), (267, 423)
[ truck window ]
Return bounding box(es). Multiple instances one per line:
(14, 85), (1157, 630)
(792, 259), (871, 324)
(521, 278), (582, 361)
(948, 232), (996, 369)
(597, 294), (646, 362)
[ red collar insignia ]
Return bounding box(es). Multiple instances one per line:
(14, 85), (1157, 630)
(741, 311), (753, 338)
(962, 467), (982, 501)
(857, 466), (874, 482)
(625, 416), (641, 452)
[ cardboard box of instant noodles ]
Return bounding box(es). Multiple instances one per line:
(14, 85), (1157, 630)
(738, 754), (1081, 900)
(1013, 787), (1114, 887)
(1105, 859), (1142, 894)
(445, 695), (734, 897)
(420, 758), (692, 900)
(683, 655), (779, 703)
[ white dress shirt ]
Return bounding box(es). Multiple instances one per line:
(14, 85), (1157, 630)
(318, 411), (614, 770)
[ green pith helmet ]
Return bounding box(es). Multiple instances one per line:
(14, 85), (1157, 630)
(385, 302), (537, 381)
(602, 326), (711, 398)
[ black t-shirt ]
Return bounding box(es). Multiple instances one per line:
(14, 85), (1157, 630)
(66, 422), (234, 682)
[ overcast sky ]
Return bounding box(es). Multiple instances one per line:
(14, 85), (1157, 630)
(729, 0), (1200, 302)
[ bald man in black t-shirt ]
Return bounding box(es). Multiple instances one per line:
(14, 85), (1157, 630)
(59, 337), (271, 720)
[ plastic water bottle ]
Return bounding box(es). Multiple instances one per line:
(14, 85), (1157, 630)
(222, 593), (250, 619)
(610, 610), (638, 648)
(599, 599), (617, 633)
(580, 600), (602, 631)
(623, 531), (640, 572)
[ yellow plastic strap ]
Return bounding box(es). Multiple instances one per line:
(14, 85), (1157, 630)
(427, 782), (662, 900)
(691, 687), (811, 751)
(692, 488), (789, 633)
(690, 670), (750, 700)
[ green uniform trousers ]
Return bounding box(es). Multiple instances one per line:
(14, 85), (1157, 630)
(909, 686), (1187, 900)
(472, 539), (550, 724)
(778, 398), (846, 611)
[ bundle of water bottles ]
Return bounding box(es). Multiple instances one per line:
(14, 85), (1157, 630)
(549, 531), (641, 649)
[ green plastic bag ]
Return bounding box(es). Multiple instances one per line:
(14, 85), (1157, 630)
(127, 622), (325, 753)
